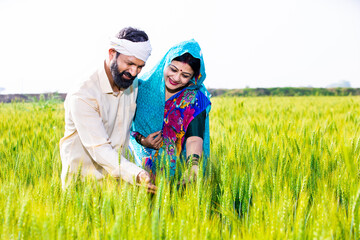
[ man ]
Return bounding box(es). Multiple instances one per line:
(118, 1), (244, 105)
(60, 27), (156, 192)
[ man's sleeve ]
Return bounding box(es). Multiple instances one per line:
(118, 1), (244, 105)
(69, 95), (143, 183)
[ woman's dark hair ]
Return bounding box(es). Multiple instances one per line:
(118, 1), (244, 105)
(173, 53), (201, 79)
(115, 27), (149, 42)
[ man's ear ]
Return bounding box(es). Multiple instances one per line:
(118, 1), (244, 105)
(109, 49), (117, 61)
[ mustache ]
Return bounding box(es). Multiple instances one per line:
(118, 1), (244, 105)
(122, 71), (134, 79)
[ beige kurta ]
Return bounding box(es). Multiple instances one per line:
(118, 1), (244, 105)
(60, 63), (143, 186)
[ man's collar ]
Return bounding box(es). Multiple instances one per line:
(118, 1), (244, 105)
(99, 63), (116, 94)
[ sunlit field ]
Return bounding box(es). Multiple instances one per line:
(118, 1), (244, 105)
(1, 96), (360, 239)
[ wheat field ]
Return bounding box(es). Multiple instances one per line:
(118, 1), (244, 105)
(0, 96), (359, 239)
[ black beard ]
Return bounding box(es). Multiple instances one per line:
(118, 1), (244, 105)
(110, 60), (136, 89)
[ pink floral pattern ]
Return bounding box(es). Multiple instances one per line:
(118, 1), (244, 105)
(162, 89), (197, 164)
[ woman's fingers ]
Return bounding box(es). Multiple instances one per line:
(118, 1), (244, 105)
(153, 132), (162, 141)
(142, 131), (163, 149)
(149, 130), (161, 138)
(146, 131), (162, 149)
(154, 139), (163, 149)
(154, 136), (163, 145)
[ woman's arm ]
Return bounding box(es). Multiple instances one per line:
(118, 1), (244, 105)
(185, 110), (206, 159)
(186, 136), (203, 173)
(186, 136), (203, 159)
(185, 136), (203, 179)
(184, 110), (207, 180)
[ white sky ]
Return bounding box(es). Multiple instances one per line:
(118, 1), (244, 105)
(0, 0), (359, 94)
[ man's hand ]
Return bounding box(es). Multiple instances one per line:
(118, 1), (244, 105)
(136, 170), (157, 194)
(141, 131), (163, 149)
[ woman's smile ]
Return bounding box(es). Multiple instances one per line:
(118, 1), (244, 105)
(168, 78), (180, 86)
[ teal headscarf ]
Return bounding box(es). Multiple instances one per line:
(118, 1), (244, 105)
(132, 39), (211, 161)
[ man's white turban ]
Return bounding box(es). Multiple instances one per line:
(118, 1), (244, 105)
(109, 37), (152, 62)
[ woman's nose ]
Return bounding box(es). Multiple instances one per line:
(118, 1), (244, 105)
(173, 72), (181, 81)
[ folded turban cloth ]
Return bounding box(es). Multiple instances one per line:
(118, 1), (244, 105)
(109, 37), (152, 62)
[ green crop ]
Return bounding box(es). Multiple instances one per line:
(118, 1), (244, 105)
(0, 96), (359, 239)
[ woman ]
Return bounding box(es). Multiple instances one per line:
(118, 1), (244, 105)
(129, 39), (211, 180)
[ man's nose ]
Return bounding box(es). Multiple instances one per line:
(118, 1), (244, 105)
(128, 66), (138, 77)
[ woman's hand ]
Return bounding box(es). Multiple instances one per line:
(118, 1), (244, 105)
(187, 165), (199, 181)
(141, 131), (163, 149)
(181, 165), (199, 185)
(180, 136), (204, 185)
(190, 165), (199, 177)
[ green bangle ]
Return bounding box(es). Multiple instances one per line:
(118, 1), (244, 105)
(186, 154), (200, 166)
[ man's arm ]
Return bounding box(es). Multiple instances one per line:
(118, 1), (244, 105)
(69, 95), (143, 183)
